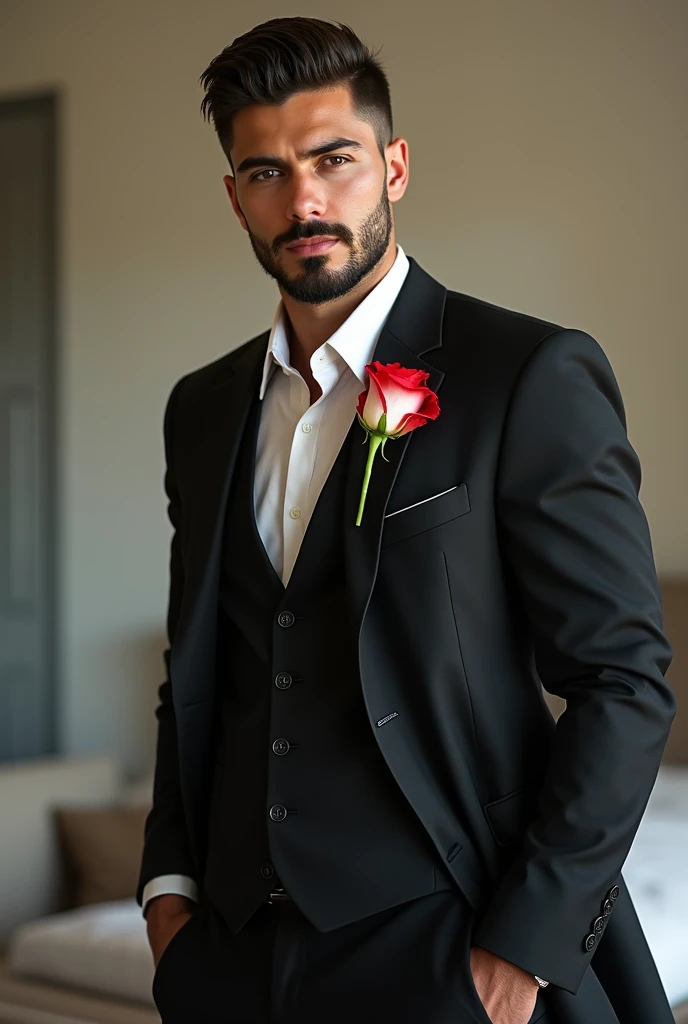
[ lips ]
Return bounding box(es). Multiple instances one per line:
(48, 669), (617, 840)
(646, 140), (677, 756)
(285, 237), (339, 255)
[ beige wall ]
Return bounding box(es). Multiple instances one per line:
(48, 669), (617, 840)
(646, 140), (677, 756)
(1, 0), (685, 775)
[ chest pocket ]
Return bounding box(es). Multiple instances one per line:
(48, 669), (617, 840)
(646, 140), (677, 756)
(381, 482), (471, 548)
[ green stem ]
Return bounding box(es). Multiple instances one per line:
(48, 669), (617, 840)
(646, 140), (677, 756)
(356, 433), (383, 526)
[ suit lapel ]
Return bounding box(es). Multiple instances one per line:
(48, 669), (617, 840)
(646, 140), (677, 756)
(190, 335), (268, 587)
(342, 258), (447, 642)
(170, 332), (268, 706)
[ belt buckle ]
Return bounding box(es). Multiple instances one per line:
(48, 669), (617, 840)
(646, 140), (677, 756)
(267, 888), (292, 903)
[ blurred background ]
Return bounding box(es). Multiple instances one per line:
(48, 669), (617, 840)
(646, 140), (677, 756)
(0, 1), (686, 1021)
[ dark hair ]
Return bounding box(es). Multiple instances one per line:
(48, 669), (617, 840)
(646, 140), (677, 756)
(199, 17), (393, 167)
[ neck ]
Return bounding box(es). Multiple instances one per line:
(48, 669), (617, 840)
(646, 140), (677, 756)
(280, 242), (398, 368)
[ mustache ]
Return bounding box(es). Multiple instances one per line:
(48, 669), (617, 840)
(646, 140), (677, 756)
(273, 221), (354, 253)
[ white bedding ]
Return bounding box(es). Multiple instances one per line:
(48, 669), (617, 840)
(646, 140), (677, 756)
(7, 901), (155, 1007)
(622, 764), (688, 1009)
(6, 765), (688, 1009)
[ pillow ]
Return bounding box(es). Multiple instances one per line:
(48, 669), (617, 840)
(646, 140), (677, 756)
(53, 804), (149, 907)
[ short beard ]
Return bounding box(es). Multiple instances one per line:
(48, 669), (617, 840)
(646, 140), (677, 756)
(246, 183), (393, 305)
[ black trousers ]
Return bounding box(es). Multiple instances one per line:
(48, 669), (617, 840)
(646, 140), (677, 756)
(152, 888), (552, 1024)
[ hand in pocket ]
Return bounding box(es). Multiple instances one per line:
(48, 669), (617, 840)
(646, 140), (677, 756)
(151, 910), (194, 968)
(468, 945), (539, 1024)
(145, 894), (197, 969)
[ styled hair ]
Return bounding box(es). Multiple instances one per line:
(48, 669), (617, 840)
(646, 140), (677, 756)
(199, 17), (393, 167)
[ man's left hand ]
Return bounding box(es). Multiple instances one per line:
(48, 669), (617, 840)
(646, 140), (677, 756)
(469, 945), (540, 1024)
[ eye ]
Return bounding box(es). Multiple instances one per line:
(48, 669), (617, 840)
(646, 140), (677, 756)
(321, 155), (350, 168)
(251, 168), (282, 183)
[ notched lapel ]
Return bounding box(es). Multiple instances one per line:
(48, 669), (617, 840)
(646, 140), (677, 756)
(343, 258), (448, 642)
(170, 333), (269, 705)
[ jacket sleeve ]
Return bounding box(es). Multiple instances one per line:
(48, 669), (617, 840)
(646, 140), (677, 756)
(136, 375), (198, 907)
(471, 328), (676, 994)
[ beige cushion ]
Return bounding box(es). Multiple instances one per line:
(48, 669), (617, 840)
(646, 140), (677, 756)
(54, 805), (148, 907)
(0, 755), (121, 947)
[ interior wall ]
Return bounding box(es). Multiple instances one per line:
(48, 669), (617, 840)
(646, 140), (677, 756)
(0, 0), (685, 775)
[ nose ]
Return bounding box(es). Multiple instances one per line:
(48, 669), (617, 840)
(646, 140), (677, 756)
(284, 170), (326, 222)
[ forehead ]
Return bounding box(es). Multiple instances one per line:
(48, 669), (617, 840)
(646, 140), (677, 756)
(230, 84), (376, 160)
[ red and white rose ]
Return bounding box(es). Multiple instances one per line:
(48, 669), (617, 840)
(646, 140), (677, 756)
(355, 360), (441, 526)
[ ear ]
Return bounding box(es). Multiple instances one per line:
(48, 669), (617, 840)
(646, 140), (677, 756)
(385, 138), (409, 204)
(223, 174), (249, 232)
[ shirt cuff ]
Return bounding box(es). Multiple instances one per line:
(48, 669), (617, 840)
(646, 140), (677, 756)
(141, 874), (200, 918)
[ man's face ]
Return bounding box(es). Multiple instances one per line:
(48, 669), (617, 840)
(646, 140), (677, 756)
(223, 85), (407, 305)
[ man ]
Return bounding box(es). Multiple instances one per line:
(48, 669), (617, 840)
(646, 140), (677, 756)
(136, 16), (677, 1024)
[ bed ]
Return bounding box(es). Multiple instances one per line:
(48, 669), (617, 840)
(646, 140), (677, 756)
(621, 764), (688, 1017)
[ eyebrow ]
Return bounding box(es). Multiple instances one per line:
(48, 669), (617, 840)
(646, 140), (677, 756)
(235, 137), (364, 175)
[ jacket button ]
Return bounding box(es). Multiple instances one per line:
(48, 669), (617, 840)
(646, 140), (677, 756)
(608, 885), (620, 901)
(275, 672), (293, 689)
(272, 738), (290, 756)
(584, 934), (597, 952)
(602, 899), (613, 916)
(277, 611), (295, 627)
(270, 804), (288, 822)
(593, 916), (606, 933)
(260, 862), (274, 879)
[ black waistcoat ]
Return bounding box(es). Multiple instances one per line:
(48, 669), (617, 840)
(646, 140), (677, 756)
(202, 387), (454, 935)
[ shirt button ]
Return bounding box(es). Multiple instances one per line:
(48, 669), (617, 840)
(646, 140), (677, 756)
(270, 804), (288, 822)
(272, 738), (290, 756)
(275, 672), (293, 689)
(290, 507), (301, 519)
(260, 861), (274, 879)
(302, 423), (312, 433)
(277, 611), (295, 627)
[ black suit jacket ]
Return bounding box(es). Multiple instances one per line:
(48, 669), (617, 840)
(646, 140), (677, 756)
(137, 257), (676, 1008)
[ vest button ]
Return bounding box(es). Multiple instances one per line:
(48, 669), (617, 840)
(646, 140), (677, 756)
(272, 738), (290, 756)
(275, 672), (292, 689)
(260, 861), (274, 879)
(270, 804), (288, 822)
(277, 610), (295, 628)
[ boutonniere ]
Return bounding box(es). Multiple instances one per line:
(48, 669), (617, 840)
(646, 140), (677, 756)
(355, 360), (441, 526)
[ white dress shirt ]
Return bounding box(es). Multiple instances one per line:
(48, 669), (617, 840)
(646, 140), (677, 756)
(141, 245), (410, 916)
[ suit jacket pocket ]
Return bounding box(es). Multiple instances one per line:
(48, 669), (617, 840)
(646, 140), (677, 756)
(381, 482), (471, 548)
(483, 786), (539, 848)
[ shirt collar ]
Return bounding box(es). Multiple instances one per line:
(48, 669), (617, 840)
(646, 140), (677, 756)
(258, 243), (410, 400)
